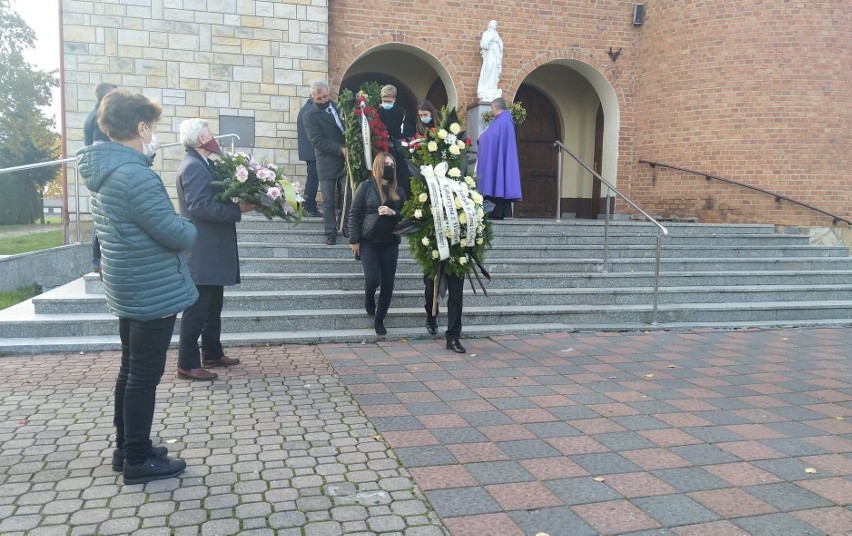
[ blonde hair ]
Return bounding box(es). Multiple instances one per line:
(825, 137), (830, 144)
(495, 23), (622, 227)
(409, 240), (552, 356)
(371, 152), (400, 204)
(380, 85), (397, 98)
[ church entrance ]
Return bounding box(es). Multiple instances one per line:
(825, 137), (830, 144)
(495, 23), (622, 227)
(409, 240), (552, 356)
(514, 84), (560, 218)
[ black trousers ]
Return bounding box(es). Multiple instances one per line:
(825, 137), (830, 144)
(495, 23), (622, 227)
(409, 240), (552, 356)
(115, 315), (176, 465)
(321, 173), (346, 237)
(177, 285), (225, 370)
(424, 273), (464, 339)
(486, 196), (513, 219)
(304, 160), (319, 211)
(91, 229), (101, 268)
(361, 242), (399, 322)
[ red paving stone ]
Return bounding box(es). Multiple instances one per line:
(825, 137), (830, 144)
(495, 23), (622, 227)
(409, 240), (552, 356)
(518, 457), (590, 480)
(792, 507), (852, 536)
(546, 436), (610, 455)
(443, 513), (525, 536)
(408, 465), (478, 491)
(416, 414), (469, 429)
(380, 430), (439, 448)
(638, 429), (704, 447)
(672, 521), (751, 535)
(446, 442), (510, 463)
(573, 500), (661, 535)
(715, 440), (787, 461)
(485, 482), (563, 510)
(688, 488), (778, 518)
(799, 454), (852, 475)
(503, 408), (558, 424)
(704, 462), (785, 486)
(478, 424), (535, 442)
(797, 477), (852, 504)
(621, 448), (692, 470)
(603, 472), (679, 498)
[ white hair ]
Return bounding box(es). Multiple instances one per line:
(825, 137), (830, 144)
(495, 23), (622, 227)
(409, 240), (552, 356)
(179, 118), (210, 147)
(310, 80), (329, 95)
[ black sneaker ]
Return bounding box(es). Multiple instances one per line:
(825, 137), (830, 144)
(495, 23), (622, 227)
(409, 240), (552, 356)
(375, 319), (387, 336)
(112, 445), (168, 472)
(123, 455), (186, 485)
(306, 208), (323, 218)
(325, 235), (336, 245)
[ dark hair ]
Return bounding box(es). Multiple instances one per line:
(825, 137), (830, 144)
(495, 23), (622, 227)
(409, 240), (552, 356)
(371, 152), (400, 204)
(97, 90), (162, 142)
(94, 82), (118, 102)
(416, 100), (441, 135)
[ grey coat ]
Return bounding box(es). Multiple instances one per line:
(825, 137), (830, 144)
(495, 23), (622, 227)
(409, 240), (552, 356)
(302, 101), (346, 183)
(77, 143), (198, 321)
(176, 148), (243, 286)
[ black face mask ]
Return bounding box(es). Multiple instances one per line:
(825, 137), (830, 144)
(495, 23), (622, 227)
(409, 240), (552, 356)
(382, 165), (395, 180)
(315, 101), (331, 110)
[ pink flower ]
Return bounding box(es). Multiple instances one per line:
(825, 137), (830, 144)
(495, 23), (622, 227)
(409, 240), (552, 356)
(266, 186), (282, 200)
(291, 181), (302, 194)
(236, 165), (249, 183)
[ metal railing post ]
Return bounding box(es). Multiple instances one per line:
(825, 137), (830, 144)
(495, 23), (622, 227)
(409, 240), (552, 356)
(603, 181), (610, 271)
(74, 166), (81, 243)
(555, 144), (562, 222)
(652, 235), (662, 325)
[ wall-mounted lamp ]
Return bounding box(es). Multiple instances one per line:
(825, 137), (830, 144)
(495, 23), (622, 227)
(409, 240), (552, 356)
(633, 3), (645, 26)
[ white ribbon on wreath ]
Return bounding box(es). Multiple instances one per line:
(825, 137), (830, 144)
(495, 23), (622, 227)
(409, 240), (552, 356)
(359, 100), (372, 170)
(421, 163), (479, 261)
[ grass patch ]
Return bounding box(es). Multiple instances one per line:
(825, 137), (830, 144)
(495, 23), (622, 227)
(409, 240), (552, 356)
(0, 230), (64, 255)
(0, 284), (41, 310)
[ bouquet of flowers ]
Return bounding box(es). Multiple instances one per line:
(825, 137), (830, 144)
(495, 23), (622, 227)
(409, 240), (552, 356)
(210, 152), (303, 223)
(399, 109), (493, 280)
(338, 83), (391, 186)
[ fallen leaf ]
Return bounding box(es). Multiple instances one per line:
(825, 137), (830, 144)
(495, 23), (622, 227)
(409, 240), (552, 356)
(609, 376), (617, 379)
(165, 439), (177, 444)
(401, 338), (408, 343)
(561, 348), (574, 353)
(804, 468), (818, 474)
(536, 533), (550, 536)
(79, 351), (85, 355)
(667, 365), (676, 369)
(644, 374), (654, 378)
(593, 477), (606, 482)
(371, 435), (381, 441)
(470, 353), (477, 357)
(834, 416), (844, 420)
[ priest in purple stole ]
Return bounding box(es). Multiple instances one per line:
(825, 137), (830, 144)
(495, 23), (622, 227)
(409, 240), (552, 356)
(476, 97), (522, 219)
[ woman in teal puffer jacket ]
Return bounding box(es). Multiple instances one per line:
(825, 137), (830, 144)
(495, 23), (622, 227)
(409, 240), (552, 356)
(76, 90), (198, 485)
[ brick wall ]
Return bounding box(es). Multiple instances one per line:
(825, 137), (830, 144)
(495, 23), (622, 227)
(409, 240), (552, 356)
(62, 0), (328, 203)
(631, 0), (851, 226)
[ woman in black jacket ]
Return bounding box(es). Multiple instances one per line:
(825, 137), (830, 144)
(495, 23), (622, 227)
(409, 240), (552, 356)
(349, 152), (406, 335)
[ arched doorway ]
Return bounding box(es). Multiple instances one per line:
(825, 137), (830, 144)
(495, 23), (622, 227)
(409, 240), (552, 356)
(514, 84), (560, 218)
(340, 45), (456, 138)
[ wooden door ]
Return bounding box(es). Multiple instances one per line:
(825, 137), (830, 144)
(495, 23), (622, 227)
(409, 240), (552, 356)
(514, 84), (560, 218)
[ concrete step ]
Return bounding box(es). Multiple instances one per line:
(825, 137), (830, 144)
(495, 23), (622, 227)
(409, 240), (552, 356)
(4, 300), (852, 340)
(83, 270), (852, 294)
(237, 229), (811, 247)
(236, 256), (852, 274)
(35, 283), (852, 315)
(240, 217), (777, 235)
(234, 243), (847, 260)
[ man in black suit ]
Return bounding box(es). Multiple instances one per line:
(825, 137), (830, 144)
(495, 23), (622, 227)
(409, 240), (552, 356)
(302, 80), (348, 245)
(296, 98), (322, 217)
(175, 118), (255, 381)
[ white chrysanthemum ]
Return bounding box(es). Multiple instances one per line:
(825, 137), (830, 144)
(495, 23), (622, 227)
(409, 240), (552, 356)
(421, 237), (430, 246)
(414, 209), (423, 219)
(418, 192), (428, 203)
(446, 133), (457, 145)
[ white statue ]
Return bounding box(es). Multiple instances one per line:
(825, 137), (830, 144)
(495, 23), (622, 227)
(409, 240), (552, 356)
(477, 20), (503, 102)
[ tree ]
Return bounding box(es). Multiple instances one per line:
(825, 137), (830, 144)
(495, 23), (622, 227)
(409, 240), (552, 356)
(0, 0), (59, 225)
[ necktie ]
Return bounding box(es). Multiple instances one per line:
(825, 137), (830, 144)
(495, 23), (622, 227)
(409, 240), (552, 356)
(327, 106), (343, 132)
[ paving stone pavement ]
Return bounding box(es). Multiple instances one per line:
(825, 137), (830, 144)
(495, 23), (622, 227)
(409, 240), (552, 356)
(0, 327), (850, 535)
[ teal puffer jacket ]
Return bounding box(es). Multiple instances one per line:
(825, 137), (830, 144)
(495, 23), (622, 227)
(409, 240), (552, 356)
(77, 143), (199, 321)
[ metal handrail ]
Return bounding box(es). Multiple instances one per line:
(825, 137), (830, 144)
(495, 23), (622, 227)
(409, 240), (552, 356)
(639, 160), (851, 227)
(554, 141), (669, 324)
(0, 134), (241, 244)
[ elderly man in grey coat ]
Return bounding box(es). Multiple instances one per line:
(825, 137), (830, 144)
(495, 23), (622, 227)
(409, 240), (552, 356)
(175, 118), (255, 381)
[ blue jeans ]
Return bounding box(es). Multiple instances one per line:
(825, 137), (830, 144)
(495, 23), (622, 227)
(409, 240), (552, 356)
(115, 315), (176, 465)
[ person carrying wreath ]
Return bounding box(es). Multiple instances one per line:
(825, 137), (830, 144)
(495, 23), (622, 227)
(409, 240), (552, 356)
(348, 152), (405, 336)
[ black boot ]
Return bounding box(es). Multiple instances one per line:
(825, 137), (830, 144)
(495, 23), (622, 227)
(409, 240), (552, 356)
(446, 338), (466, 354)
(426, 316), (438, 336)
(365, 293), (376, 316)
(123, 455), (186, 485)
(374, 318), (387, 336)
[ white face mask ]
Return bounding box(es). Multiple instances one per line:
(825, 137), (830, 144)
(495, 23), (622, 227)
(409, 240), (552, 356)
(141, 124), (159, 157)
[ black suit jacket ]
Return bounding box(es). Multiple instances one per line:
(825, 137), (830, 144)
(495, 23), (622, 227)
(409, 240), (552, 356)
(303, 101), (346, 182)
(83, 104), (110, 146)
(296, 98), (316, 162)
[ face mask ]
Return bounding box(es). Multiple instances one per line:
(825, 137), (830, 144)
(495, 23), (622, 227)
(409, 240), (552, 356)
(382, 165), (395, 180)
(140, 124), (158, 157)
(420, 115), (432, 125)
(199, 137), (222, 154)
(315, 100), (331, 110)
(381, 102), (394, 110)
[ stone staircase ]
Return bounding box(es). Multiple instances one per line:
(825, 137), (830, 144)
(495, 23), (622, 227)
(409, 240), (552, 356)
(1, 218), (851, 354)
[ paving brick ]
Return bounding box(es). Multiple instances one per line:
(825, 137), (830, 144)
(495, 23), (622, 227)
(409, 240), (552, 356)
(732, 513), (824, 535)
(443, 512), (525, 536)
(545, 477), (622, 506)
(424, 487), (500, 518)
(465, 461), (534, 486)
(573, 500), (661, 535)
(745, 482), (833, 511)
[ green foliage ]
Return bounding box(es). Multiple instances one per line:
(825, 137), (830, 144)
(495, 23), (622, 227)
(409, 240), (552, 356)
(0, 0), (60, 225)
(0, 284), (41, 311)
(399, 107), (493, 279)
(482, 101), (527, 126)
(0, 230), (62, 255)
(338, 83), (391, 187)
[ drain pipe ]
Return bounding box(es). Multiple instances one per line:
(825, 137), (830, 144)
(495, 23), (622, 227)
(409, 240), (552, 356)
(57, 0), (68, 245)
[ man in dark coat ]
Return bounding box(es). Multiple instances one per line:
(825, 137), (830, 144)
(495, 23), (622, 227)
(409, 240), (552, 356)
(297, 98), (322, 217)
(302, 80), (348, 245)
(175, 118), (255, 381)
(84, 82), (117, 272)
